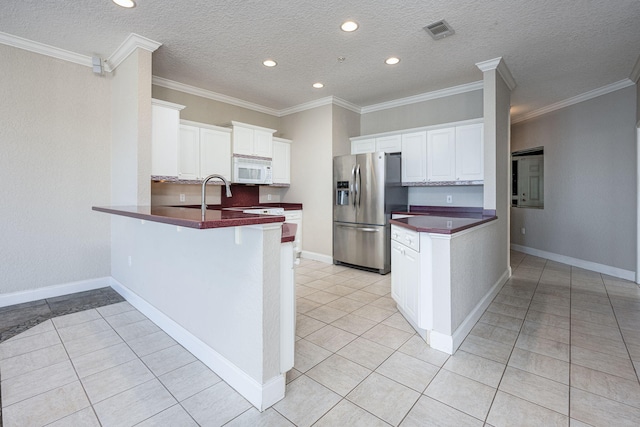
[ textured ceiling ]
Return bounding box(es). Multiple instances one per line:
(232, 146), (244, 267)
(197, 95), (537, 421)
(2, 0), (640, 118)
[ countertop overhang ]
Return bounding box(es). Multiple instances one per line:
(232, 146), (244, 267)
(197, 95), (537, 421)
(390, 206), (497, 234)
(93, 206), (285, 230)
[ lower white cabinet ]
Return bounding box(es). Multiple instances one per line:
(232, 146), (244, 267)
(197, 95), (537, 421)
(272, 137), (292, 185)
(179, 120), (232, 180)
(391, 225), (432, 335)
(284, 210), (302, 256)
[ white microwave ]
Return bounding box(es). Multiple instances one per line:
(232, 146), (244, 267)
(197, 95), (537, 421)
(232, 157), (273, 184)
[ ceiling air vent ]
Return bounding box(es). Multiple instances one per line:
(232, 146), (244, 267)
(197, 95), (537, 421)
(424, 20), (455, 40)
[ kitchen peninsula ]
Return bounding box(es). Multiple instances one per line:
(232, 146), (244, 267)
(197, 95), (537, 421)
(390, 207), (501, 355)
(93, 205), (296, 411)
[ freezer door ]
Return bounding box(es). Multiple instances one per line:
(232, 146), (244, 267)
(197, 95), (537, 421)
(333, 155), (357, 223)
(355, 153), (386, 225)
(333, 222), (390, 273)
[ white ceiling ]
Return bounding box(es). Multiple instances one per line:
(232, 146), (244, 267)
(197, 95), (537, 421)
(3, 0), (640, 119)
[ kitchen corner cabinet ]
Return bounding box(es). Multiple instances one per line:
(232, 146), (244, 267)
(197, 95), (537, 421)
(426, 124), (484, 182)
(350, 134), (402, 154)
(151, 99), (186, 176)
(179, 120), (232, 180)
(230, 121), (276, 158)
(272, 137), (292, 185)
(401, 131), (428, 183)
(284, 210), (302, 256)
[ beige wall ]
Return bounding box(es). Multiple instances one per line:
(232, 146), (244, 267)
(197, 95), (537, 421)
(0, 44), (112, 293)
(332, 105), (360, 157)
(511, 87), (637, 272)
(280, 105), (334, 258)
(360, 90), (483, 135)
(152, 86), (281, 131)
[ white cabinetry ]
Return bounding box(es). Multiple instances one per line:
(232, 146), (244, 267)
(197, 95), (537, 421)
(151, 99), (185, 177)
(426, 124), (484, 183)
(391, 225), (431, 333)
(272, 137), (292, 185)
(230, 121), (276, 158)
(284, 210), (302, 257)
(350, 134), (402, 154)
(455, 123), (484, 181)
(427, 128), (456, 182)
(401, 131), (427, 184)
(179, 120), (232, 180)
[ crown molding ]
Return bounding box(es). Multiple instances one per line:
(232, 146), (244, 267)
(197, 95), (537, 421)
(278, 96), (361, 116)
(152, 76), (280, 116)
(630, 54), (640, 83)
(0, 31), (92, 68)
(105, 33), (161, 72)
(329, 97), (361, 114)
(475, 57), (516, 90)
(512, 79), (635, 124)
(360, 81), (483, 114)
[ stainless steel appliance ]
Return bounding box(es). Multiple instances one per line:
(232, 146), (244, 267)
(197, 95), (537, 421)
(333, 152), (407, 274)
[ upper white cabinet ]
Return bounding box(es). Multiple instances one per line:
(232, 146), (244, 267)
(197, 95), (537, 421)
(272, 137), (292, 185)
(350, 134), (402, 154)
(151, 99), (185, 176)
(455, 123), (484, 181)
(427, 123), (484, 182)
(230, 121), (276, 158)
(401, 131), (427, 183)
(179, 120), (232, 180)
(351, 138), (376, 154)
(426, 128), (456, 182)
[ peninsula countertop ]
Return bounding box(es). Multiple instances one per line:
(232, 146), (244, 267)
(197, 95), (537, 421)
(390, 206), (497, 234)
(93, 206), (286, 230)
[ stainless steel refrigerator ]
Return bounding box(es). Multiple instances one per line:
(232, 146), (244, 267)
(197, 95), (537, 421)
(333, 152), (408, 274)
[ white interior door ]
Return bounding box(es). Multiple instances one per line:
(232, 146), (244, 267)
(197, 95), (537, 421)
(517, 155), (544, 208)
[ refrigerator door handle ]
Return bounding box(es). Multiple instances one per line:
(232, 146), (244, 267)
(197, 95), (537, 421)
(351, 165), (357, 209)
(356, 164), (362, 208)
(335, 224), (380, 232)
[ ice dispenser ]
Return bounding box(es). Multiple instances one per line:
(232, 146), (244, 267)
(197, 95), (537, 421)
(336, 181), (350, 205)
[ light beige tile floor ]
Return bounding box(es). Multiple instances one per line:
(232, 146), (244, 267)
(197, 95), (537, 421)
(2, 251), (640, 426)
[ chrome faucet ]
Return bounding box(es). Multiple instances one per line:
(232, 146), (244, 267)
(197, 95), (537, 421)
(201, 174), (232, 216)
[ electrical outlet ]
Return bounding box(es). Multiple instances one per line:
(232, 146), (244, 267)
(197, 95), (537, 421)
(268, 194), (272, 201)
(446, 195), (453, 204)
(521, 227), (526, 235)
(128, 255), (132, 267)
(179, 194), (186, 202)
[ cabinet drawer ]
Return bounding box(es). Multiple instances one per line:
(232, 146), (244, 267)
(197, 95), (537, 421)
(391, 225), (419, 252)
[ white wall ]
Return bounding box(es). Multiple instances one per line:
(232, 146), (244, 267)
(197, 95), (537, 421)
(280, 105), (334, 259)
(0, 45), (111, 294)
(111, 50), (153, 205)
(511, 86), (637, 273)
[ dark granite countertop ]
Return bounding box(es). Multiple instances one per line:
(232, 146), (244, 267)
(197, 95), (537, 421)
(93, 206), (285, 230)
(390, 206), (497, 234)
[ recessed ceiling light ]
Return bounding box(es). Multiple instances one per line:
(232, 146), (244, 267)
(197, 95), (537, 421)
(340, 21), (359, 32)
(312, 83), (324, 89)
(385, 57), (400, 65)
(263, 59), (277, 67)
(112, 0), (136, 8)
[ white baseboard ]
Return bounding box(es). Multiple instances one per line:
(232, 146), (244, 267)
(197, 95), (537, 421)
(109, 278), (284, 411)
(0, 277), (111, 308)
(301, 250), (333, 265)
(511, 244), (636, 282)
(431, 268), (510, 355)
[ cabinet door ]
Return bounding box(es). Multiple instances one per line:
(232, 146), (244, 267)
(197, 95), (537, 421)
(402, 247), (420, 323)
(351, 138), (376, 154)
(232, 126), (254, 156)
(401, 131), (427, 183)
(455, 123), (484, 181)
(253, 129), (273, 158)
(178, 125), (200, 180)
(151, 104), (180, 176)
(427, 128), (456, 182)
(376, 134), (402, 153)
(391, 241), (404, 305)
(284, 211), (302, 254)
(272, 140), (291, 184)
(200, 128), (231, 180)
